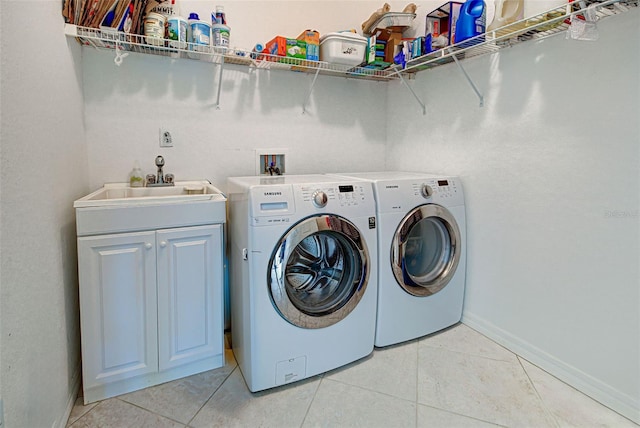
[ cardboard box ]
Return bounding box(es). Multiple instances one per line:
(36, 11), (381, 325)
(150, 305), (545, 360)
(266, 36), (308, 60)
(297, 30), (320, 61)
(373, 28), (403, 63)
(426, 1), (463, 50)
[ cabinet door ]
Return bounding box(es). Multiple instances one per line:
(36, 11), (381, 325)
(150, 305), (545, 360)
(157, 225), (224, 371)
(78, 232), (158, 390)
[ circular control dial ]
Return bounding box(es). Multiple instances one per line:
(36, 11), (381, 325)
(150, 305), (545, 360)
(312, 191), (328, 208)
(421, 184), (433, 199)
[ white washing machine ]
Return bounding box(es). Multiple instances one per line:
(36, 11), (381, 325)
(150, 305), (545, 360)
(331, 172), (466, 347)
(227, 174), (378, 392)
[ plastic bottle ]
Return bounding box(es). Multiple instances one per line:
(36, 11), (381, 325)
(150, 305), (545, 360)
(144, 12), (166, 46)
(211, 6), (230, 48)
(187, 12), (211, 57)
(487, 0), (524, 31)
(455, 0), (486, 43)
(214, 5), (226, 25)
(129, 161), (144, 187)
(165, 0), (187, 49)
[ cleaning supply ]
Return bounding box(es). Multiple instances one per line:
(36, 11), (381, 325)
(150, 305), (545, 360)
(455, 0), (486, 44)
(165, 0), (186, 49)
(211, 6), (230, 48)
(187, 12), (211, 57)
(144, 12), (166, 46)
(211, 23), (230, 47)
(129, 161), (144, 187)
(214, 5), (226, 25)
(168, 15), (188, 49)
(487, 0), (524, 31)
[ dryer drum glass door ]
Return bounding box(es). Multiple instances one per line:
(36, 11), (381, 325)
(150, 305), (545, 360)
(391, 204), (461, 297)
(268, 214), (370, 329)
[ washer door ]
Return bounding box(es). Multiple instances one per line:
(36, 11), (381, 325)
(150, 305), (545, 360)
(268, 214), (370, 329)
(391, 204), (461, 297)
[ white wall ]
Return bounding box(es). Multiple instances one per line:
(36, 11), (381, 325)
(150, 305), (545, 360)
(81, 4), (396, 190)
(385, 9), (640, 423)
(1, 1), (637, 426)
(0, 2), (88, 427)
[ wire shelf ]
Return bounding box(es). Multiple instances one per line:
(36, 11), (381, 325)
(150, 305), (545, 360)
(405, 0), (637, 73)
(63, 24), (394, 81)
(64, 0), (637, 81)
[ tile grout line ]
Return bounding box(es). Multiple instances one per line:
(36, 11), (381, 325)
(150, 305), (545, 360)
(415, 336), (508, 428)
(298, 374), (324, 428)
(186, 364), (239, 427)
(516, 355), (561, 428)
(114, 397), (186, 426)
(66, 399), (101, 428)
(321, 376), (418, 405)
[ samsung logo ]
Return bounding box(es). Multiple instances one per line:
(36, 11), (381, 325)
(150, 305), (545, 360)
(264, 192), (282, 196)
(385, 185), (399, 189)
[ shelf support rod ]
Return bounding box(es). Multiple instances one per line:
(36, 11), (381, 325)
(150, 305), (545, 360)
(215, 54), (225, 110)
(450, 51), (484, 107)
(393, 67), (426, 115)
(302, 67), (321, 114)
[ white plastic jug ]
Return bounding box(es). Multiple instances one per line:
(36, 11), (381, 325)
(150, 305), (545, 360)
(487, 0), (524, 31)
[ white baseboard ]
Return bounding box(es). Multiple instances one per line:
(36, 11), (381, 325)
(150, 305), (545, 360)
(462, 311), (640, 425)
(56, 366), (82, 428)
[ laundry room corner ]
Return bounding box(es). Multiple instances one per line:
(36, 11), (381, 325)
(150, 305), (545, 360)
(384, 7), (640, 423)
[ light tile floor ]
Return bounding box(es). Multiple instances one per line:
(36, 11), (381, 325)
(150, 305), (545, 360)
(66, 324), (638, 428)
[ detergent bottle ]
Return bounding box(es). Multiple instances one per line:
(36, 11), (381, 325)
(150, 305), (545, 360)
(455, 0), (486, 43)
(487, 0), (524, 31)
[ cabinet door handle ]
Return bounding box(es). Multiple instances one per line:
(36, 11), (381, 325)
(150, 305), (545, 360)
(145, 243), (153, 250)
(160, 241), (167, 248)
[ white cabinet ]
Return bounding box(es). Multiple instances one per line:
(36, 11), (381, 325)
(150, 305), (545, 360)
(77, 224), (224, 403)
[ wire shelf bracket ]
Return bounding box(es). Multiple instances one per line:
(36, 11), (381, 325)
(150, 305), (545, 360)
(449, 49), (484, 107)
(215, 55), (225, 110)
(392, 66), (426, 115)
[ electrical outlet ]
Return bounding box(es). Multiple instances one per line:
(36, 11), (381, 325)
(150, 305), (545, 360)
(159, 128), (173, 147)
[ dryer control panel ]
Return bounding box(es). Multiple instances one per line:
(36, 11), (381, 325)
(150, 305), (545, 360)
(376, 177), (464, 213)
(412, 178), (463, 206)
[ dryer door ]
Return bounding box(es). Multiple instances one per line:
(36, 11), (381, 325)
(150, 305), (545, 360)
(391, 204), (461, 297)
(268, 214), (370, 329)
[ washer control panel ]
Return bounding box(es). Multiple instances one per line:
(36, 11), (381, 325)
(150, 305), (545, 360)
(300, 184), (368, 208)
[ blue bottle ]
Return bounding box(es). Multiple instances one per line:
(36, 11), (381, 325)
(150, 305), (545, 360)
(455, 0), (486, 44)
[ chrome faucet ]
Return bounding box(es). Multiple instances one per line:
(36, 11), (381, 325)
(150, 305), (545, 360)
(146, 155), (174, 187)
(156, 155), (165, 184)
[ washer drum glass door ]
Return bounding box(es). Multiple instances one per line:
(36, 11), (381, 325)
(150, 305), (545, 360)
(391, 204), (461, 297)
(268, 214), (370, 329)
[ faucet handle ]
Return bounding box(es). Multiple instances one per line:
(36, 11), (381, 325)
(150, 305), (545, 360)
(164, 174), (174, 184)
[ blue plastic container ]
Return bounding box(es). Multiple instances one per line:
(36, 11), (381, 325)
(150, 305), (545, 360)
(455, 0), (486, 44)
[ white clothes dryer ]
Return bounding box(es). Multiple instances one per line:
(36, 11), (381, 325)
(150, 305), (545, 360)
(227, 175), (378, 392)
(331, 172), (466, 347)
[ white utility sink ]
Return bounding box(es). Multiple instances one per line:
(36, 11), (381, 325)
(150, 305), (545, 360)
(74, 180), (227, 236)
(74, 181), (224, 206)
